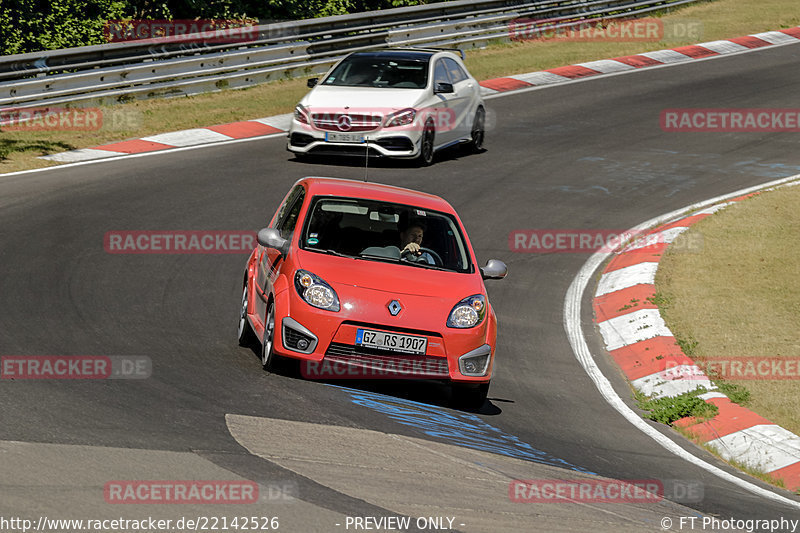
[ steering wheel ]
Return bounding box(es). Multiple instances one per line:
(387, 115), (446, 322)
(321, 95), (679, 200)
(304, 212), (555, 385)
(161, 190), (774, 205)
(419, 247), (443, 266)
(401, 246), (443, 266)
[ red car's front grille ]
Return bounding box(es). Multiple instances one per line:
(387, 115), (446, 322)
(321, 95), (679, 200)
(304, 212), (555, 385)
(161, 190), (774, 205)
(326, 342), (413, 357)
(323, 344), (449, 378)
(311, 113), (382, 132)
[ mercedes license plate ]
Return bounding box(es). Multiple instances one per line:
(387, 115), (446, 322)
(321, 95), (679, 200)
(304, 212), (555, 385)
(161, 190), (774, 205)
(326, 132), (365, 143)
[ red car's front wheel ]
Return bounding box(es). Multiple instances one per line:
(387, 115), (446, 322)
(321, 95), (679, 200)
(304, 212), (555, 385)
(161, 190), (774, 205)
(238, 284), (255, 347)
(261, 301), (277, 371)
(451, 382), (489, 410)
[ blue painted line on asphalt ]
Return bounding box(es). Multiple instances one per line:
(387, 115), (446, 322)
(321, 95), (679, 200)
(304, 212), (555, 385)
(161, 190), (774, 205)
(333, 386), (596, 474)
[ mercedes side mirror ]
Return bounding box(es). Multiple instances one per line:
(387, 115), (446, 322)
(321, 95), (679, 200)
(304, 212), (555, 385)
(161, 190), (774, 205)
(434, 82), (454, 94)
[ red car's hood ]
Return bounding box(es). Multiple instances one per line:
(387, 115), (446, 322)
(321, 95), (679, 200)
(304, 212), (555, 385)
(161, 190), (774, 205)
(296, 249), (484, 297)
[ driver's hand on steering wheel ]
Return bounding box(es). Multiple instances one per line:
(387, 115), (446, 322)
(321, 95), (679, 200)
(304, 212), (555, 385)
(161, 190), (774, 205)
(402, 242), (421, 257)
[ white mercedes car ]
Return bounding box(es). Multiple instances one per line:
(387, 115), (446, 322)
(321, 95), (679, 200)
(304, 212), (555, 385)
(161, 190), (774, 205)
(287, 48), (485, 165)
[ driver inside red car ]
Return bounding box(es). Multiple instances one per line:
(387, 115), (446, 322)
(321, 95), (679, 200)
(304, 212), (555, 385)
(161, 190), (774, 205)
(399, 219), (436, 265)
(358, 212), (437, 265)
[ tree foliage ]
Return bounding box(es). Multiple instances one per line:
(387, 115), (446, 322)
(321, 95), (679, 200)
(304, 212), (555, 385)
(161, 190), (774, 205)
(1, 0), (128, 55)
(1, 0), (433, 55)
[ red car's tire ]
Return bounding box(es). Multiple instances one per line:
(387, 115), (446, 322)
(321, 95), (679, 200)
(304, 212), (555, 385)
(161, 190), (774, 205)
(451, 382), (489, 409)
(237, 284), (256, 347)
(261, 300), (277, 371)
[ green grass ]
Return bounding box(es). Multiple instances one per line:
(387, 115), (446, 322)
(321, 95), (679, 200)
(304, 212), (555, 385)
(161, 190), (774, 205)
(656, 185), (800, 437)
(713, 380), (752, 406)
(634, 388), (718, 425)
(2, 0), (800, 174)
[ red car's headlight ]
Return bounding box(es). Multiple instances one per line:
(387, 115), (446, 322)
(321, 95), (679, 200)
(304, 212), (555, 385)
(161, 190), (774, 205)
(447, 294), (486, 328)
(295, 270), (339, 311)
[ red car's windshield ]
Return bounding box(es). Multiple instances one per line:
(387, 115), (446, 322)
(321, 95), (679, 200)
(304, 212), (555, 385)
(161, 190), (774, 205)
(300, 196), (473, 273)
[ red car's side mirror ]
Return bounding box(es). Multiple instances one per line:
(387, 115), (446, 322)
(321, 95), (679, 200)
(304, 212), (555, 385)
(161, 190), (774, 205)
(481, 259), (507, 280)
(257, 228), (289, 255)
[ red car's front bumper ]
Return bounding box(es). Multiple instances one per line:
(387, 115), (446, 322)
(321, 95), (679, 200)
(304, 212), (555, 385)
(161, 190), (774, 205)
(270, 285), (496, 384)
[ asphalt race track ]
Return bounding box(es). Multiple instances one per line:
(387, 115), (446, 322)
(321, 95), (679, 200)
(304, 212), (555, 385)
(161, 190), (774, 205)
(2, 42), (800, 531)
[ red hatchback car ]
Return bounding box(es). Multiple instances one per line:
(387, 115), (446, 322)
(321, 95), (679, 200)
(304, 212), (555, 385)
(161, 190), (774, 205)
(237, 177), (507, 407)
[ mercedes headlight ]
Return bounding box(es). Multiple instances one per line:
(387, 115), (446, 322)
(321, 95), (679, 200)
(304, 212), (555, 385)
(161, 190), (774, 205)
(384, 108), (416, 128)
(294, 104), (309, 125)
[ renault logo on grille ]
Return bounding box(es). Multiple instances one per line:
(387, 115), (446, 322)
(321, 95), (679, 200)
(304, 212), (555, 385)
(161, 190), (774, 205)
(388, 300), (402, 316)
(337, 114), (352, 131)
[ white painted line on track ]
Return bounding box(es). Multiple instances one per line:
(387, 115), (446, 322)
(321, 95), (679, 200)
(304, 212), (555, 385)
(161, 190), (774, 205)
(694, 202), (734, 215)
(751, 31), (799, 45)
(508, 71), (570, 85)
(708, 425), (800, 473)
(698, 391), (728, 401)
(141, 128), (232, 146)
(596, 262), (658, 296)
(483, 36), (800, 101)
(564, 172), (800, 511)
(639, 49), (693, 63)
(630, 366), (714, 399)
(575, 59), (636, 73)
(696, 40), (750, 54)
(252, 113), (294, 131)
(40, 148), (126, 162)
(597, 308), (672, 351)
(623, 226), (689, 252)
(0, 131), (288, 180)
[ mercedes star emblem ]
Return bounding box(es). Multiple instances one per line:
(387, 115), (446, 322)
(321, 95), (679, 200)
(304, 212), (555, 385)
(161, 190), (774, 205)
(337, 114), (352, 131)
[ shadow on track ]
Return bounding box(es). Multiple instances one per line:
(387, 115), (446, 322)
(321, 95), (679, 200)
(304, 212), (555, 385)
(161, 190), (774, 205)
(242, 341), (505, 415)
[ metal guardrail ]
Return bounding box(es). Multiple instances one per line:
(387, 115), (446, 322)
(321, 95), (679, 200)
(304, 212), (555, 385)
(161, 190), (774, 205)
(0, 0), (702, 110)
